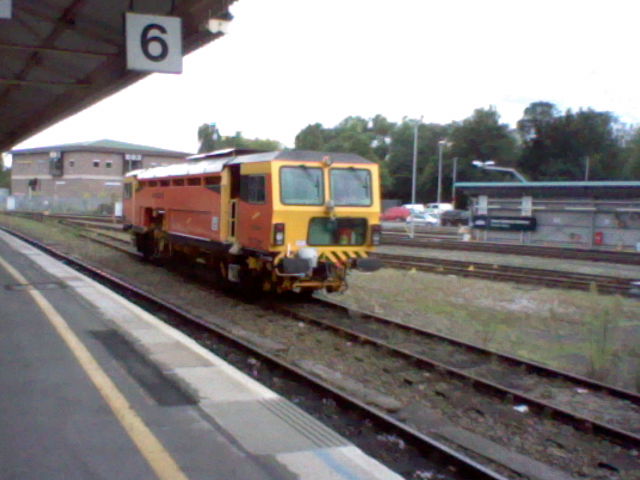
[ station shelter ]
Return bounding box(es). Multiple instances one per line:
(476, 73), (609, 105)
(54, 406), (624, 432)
(455, 181), (640, 251)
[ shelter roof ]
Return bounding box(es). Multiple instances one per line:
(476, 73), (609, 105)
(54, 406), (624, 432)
(0, 0), (234, 152)
(455, 181), (640, 199)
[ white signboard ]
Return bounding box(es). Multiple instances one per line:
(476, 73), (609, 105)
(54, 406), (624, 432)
(0, 0), (11, 19)
(478, 195), (488, 215)
(126, 13), (182, 74)
(521, 196), (532, 216)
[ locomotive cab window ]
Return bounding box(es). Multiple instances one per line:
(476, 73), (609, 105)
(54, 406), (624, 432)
(280, 166), (323, 205)
(240, 175), (266, 203)
(330, 168), (372, 206)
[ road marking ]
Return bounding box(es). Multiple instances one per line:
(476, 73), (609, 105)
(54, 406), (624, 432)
(0, 255), (189, 480)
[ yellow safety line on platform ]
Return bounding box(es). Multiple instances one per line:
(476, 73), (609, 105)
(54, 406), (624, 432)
(0, 256), (189, 480)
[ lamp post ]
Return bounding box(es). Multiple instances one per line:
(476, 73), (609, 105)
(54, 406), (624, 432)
(472, 160), (527, 183)
(437, 140), (448, 204)
(451, 157), (458, 205)
(584, 156), (590, 181)
(411, 116), (423, 204)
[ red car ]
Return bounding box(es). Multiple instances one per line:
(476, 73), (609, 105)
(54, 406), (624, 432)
(380, 206), (411, 221)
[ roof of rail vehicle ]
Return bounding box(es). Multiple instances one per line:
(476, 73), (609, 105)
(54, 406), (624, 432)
(127, 150), (374, 179)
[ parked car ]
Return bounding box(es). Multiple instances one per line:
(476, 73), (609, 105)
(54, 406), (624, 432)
(440, 209), (470, 226)
(381, 206), (411, 221)
(402, 203), (426, 214)
(424, 202), (453, 215)
(406, 212), (439, 225)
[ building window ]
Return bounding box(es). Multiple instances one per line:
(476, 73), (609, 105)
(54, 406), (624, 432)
(49, 151), (63, 177)
(123, 153), (143, 174)
(106, 161), (113, 169)
(93, 160), (100, 168)
(69, 160), (75, 168)
(187, 177), (201, 186)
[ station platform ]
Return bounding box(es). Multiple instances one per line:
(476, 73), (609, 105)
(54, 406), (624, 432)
(0, 230), (403, 480)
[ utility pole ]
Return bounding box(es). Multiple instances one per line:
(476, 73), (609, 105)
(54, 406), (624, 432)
(585, 156), (590, 181)
(437, 140), (447, 204)
(451, 157), (458, 205)
(411, 116), (423, 204)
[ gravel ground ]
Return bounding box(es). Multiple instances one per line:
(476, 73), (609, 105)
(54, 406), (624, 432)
(2, 214), (640, 479)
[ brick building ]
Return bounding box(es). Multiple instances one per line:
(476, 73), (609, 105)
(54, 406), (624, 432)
(10, 140), (190, 212)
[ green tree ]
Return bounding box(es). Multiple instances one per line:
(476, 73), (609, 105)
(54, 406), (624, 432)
(516, 101), (559, 179)
(386, 119), (450, 202)
(198, 124), (281, 153)
(517, 102), (624, 180)
(450, 107), (518, 164)
(294, 115), (396, 192)
(216, 132), (281, 151)
(447, 107), (519, 188)
(294, 123), (327, 150)
(621, 128), (640, 179)
(197, 123), (218, 153)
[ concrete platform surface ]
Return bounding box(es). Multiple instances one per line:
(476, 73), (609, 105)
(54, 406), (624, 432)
(0, 231), (403, 480)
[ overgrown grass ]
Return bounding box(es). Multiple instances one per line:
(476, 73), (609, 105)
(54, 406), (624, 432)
(335, 268), (640, 390)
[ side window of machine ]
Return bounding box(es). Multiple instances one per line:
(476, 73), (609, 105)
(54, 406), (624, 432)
(240, 175), (266, 204)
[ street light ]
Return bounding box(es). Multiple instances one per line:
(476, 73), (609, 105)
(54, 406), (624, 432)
(472, 160), (527, 183)
(451, 157), (458, 205)
(437, 140), (449, 204)
(411, 116), (423, 204)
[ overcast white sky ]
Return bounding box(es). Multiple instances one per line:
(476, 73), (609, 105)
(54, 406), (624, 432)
(11, 0), (640, 157)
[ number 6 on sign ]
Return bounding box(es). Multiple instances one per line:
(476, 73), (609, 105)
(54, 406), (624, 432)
(126, 12), (182, 74)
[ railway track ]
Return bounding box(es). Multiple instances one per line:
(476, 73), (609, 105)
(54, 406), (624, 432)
(36, 214), (640, 297)
(4, 216), (640, 477)
(0, 224), (508, 480)
(276, 299), (640, 447)
(371, 252), (640, 297)
(383, 232), (640, 265)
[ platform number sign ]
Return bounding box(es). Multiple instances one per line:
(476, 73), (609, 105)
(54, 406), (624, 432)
(0, 0), (11, 19)
(126, 13), (182, 74)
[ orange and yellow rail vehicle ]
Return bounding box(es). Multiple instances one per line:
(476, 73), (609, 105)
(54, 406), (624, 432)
(123, 149), (382, 294)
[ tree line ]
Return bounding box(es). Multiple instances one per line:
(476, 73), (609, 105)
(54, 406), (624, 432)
(198, 101), (639, 203)
(292, 102), (640, 202)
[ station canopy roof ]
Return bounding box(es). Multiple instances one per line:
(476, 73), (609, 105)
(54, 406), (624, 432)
(455, 181), (640, 199)
(0, 0), (234, 152)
